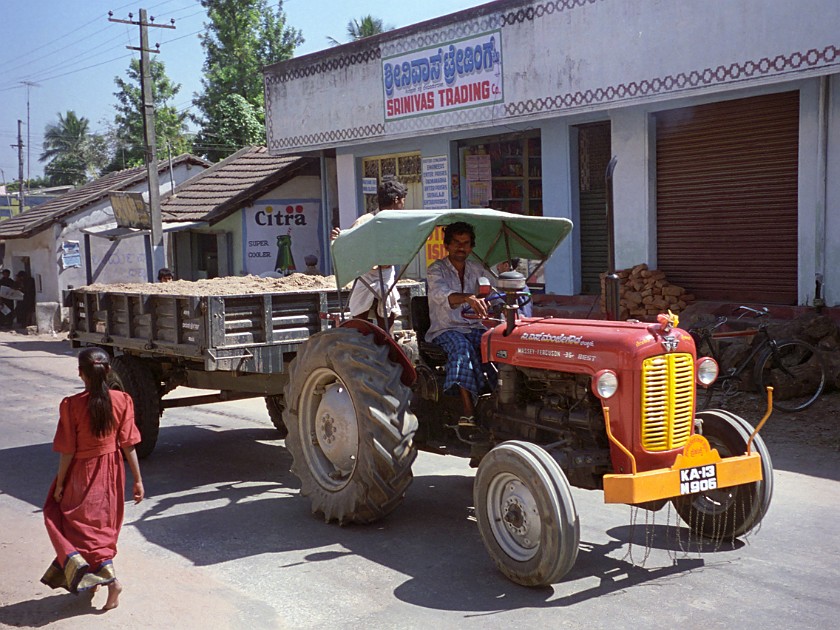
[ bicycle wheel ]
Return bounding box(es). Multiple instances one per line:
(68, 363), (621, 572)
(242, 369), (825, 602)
(754, 340), (826, 412)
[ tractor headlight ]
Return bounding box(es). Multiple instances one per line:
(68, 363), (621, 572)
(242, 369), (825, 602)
(592, 370), (619, 399)
(696, 357), (719, 385)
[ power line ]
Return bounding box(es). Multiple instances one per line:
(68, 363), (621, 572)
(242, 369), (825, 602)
(0, 1), (139, 67)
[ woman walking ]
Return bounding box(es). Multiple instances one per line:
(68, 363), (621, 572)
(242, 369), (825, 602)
(41, 347), (144, 611)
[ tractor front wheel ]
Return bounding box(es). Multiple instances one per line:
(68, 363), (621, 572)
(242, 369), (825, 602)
(673, 409), (773, 539)
(474, 441), (580, 586)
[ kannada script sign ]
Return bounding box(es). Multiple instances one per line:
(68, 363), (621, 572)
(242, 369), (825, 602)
(382, 30), (503, 122)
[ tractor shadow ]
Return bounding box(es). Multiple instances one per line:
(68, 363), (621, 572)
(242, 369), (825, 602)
(1, 423), (748, 616)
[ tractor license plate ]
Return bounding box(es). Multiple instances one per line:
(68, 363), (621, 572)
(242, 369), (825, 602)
(679, 464), (718, 495)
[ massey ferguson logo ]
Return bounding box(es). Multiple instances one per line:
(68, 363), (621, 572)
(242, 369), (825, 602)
(521, 332), (595, 348)
(661, 336), (680, 352)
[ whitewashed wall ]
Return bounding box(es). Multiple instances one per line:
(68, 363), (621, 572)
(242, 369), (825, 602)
(266, 0), (840, 152)
(265, 0), (840, 303)
(2, 161), (206, 307)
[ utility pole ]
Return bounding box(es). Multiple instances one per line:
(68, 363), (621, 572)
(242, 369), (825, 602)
(21, 81), (39, 194)
(108, 9), (175, 278)
(12, 120), (25, 212)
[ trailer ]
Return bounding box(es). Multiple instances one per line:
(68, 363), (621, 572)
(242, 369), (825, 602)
(67, 277), (425, 457)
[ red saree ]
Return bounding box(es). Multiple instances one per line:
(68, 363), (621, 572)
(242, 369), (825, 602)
(42, 390), (140, 593)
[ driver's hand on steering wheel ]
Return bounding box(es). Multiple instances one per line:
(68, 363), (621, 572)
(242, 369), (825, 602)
(465, 294), (489, 319)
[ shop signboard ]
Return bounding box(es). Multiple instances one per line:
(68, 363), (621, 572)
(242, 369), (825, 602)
(110, 192), (150, 230)
(422, 155), (451, 265)
(422, 156), (450, 210)
(242, 200), (322, 276)
(383, 30), (503, 122)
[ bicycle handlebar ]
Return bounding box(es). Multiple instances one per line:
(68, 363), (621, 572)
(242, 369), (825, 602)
(734, 305), (770, 319)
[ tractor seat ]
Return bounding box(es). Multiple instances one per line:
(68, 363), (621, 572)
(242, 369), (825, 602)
(410, 296), (448, 367)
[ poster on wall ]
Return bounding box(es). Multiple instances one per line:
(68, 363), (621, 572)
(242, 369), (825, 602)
(61, 241), (81, 268)
(465, 154), (492, 207)
(422, 156), (449, 210)
(242, 200), (322, 276)
(382, 30), (503, 122)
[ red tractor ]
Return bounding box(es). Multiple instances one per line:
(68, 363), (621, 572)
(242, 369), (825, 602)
(282, 209), (772, 586)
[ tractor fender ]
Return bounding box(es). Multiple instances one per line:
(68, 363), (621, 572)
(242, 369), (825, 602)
(339, 319), (417, 387)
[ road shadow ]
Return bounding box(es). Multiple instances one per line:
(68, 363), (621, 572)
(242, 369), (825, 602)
(0, 334), (75, 358)
(0, 591), (101, 628)
(0, 422), (772, 616)
(0, 424), (292, 512)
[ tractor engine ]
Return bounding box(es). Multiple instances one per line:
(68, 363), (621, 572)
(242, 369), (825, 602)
(491, 364), (605, 445)
(486, 363), (612, 489)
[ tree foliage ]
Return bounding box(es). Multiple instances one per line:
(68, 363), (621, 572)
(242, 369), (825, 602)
(39, 111), (106, 186)
(107, 57), (191, 172)
(328, 15), (393, 46)
(194, 95), (265, 162)
(194, 0), (303, 161)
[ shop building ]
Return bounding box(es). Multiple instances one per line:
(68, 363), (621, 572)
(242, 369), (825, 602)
(264, 0), (840, 306)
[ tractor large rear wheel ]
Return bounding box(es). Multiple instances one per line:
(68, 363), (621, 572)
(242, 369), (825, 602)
(283, 328), (418, 524)
(673, 410), (773, 539)
(474, 441), (580, 586)
(107, 355), (161, 458)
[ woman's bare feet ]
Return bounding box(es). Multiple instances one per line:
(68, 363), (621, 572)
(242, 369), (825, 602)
(102, 580), (122, 611)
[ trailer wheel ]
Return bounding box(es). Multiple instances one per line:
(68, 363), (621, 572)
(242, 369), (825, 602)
(108, 355), (161, 459)
(264, 395), (288, 438)
(673, 410), (773, 539)
(283, 328), (418, 524)
(474, 441), (579, 586)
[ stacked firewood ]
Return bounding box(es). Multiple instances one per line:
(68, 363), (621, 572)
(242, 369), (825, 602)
(601, 263), (694, 320)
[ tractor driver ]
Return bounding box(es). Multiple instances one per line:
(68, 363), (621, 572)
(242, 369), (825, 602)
(425, 221), (493, 429)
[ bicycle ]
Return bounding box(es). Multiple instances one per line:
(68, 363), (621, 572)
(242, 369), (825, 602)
(690, 305), (827, 412)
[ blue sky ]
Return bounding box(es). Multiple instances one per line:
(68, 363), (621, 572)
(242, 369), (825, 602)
(0, 0), (490, 183)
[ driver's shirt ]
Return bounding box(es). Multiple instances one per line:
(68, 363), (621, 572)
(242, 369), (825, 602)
(425, 256), (488, 342)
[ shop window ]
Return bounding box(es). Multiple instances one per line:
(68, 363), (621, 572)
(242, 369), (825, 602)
(362, 152), (422, 213)
(459, 131), (542, 216)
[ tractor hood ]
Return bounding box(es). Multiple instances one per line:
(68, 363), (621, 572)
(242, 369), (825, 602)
(330, 209), (574, 288)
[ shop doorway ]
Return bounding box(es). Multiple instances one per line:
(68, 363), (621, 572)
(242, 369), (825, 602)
(575, 121), (612, 295)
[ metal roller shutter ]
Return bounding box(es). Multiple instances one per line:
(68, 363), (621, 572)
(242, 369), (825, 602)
(655, 91), (799, 304)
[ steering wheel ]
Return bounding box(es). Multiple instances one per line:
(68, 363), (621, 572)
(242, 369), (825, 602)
(486, 290), (531, 317)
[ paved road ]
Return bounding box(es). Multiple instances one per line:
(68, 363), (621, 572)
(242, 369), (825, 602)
(1, 332), (839, 628)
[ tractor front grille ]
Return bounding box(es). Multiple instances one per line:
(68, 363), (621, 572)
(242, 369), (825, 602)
(640, 353), (694, 451)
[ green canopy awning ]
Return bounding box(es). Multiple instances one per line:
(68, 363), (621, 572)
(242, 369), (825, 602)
(330, 209), (573, 288)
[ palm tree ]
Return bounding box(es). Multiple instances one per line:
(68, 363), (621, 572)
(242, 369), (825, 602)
(327, 15), (392, 46)
(39, 111), (97, 186)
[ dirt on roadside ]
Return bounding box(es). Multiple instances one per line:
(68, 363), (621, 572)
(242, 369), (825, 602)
(707, 389), (840, 452)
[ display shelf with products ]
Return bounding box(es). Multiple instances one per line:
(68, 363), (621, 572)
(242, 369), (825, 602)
(488, 135), (542, 215)
(460, 132), (542, 215)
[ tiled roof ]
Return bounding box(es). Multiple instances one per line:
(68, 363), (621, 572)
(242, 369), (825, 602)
(0, 154), (210, 239)
(161, 146), (316, 224)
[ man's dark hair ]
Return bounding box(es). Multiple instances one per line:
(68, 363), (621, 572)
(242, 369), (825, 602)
(157, 267), (173, 281)
(377, 176), (407, 209)
(443, 221), (476, 247)
(1, 269), (9, 277)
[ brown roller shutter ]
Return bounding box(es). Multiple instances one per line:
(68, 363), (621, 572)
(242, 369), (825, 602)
(655, 91), (799, 304)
